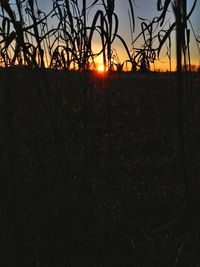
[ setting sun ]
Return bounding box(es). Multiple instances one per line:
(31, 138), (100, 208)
(97, 64), (105, 72)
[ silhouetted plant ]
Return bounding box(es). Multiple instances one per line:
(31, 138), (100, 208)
(156, 0), (197, 69)
(0, 0), (198, 71)
(0, 0), (55, 67)
(117, 11), (159, 72)
(50, 0), (107, 71)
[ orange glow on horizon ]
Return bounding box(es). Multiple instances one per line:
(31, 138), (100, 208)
(97, 64), (106, 72)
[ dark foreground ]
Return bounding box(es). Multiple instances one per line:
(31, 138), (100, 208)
(0, 68), (200, 267)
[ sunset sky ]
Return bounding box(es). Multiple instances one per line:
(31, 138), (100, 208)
(115, 0), (200, 70)
(9, 0), (200, 71)
(37, 0), (200, 71)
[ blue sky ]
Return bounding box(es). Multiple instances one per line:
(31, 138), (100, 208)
(37, 0), (199, 33)
(36, 0), (199, 35)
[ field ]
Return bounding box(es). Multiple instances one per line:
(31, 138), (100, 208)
(0, 69), (200, 266)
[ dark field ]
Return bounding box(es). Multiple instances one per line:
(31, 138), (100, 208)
(0, 69), (200, 266)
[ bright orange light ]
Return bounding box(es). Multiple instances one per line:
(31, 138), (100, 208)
(97, 64), (105, 72)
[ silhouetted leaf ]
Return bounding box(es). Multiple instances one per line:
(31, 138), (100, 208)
(157, 22), (175, 57)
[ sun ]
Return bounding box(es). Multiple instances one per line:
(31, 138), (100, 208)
(97, 64), (105, 73)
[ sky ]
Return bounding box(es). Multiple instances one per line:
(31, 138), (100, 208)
(113, 0), (200, 70)
(9, 0), (200, 70)
(36, 0), (200, 71)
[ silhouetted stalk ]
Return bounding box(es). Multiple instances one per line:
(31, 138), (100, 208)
(176, 0), (182, 73)
(16, 0), (23, 22)
(167, 24), (172, 73)
(189, 19), (200, 69)
(0, 1), (35, 65)
(107, 2), (113, 69)
(28, 0), (45, 68)
(182, 0), (187, 72)
(82, 0), (87, 67)
(102, 0), (118, 70)
(186, 29), (191, 72)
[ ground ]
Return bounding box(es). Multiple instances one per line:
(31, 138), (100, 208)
(0, 68), (200, 266)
